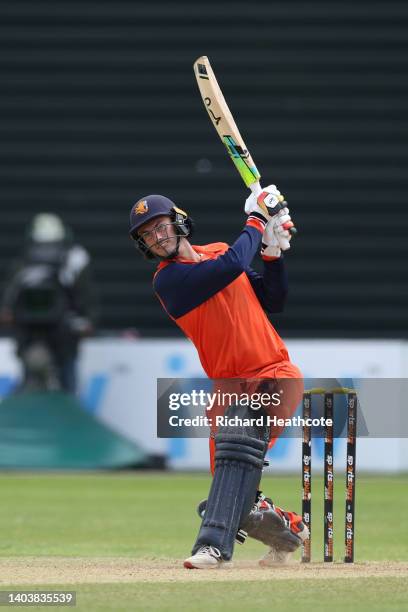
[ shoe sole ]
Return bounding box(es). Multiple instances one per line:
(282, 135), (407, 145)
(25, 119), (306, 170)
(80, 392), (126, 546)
(183, 560), (233, 570)
(184, 561), (217, 570)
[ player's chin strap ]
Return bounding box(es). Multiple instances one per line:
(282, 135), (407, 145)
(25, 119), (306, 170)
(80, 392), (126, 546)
(166, 208), (191, 260)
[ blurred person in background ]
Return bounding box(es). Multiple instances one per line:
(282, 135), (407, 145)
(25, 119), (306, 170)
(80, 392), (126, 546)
(0, 213), (96, 393)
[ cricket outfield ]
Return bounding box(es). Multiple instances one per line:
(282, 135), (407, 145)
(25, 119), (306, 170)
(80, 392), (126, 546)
(0, 473), (407, 611)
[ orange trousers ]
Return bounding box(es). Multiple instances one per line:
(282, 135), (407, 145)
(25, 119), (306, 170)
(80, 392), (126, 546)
(209, 361), (303, 474)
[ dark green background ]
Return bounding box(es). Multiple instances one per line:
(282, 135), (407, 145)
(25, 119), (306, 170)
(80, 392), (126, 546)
(1, 1), (407, 337)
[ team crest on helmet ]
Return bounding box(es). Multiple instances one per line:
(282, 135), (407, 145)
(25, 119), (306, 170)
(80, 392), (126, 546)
(134, 200), (148, 215)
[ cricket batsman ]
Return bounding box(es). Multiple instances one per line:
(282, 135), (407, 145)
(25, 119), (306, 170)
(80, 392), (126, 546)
(129, 186), (309, 568)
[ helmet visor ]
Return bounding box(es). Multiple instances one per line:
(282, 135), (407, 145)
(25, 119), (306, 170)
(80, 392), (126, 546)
(135, 221), (180, 258)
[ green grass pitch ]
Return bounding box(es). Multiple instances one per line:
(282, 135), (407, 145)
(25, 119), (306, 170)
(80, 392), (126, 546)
(0, 472), (407, 611)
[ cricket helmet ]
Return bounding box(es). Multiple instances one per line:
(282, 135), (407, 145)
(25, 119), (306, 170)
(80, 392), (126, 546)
(129, 194), (193, 259)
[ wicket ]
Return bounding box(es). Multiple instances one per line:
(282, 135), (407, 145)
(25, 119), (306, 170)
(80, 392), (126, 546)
(301, 387), (357, 563)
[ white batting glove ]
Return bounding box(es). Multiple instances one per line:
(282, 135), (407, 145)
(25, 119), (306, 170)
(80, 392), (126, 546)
(244, 192), (270, 229)
(245, 184), (286, 217)
(272, 206), (293, 251)
(261, 206), (294, 258)
(261, 219), (281, 260)
(256, 184), (284, 215)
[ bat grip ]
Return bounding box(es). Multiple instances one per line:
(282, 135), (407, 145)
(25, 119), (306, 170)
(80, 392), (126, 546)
(250, 181), (262, 198)
(250, 182), (297, 236)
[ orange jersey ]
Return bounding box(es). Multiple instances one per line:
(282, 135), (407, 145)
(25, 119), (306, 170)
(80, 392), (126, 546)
(153, 224), (292, 379)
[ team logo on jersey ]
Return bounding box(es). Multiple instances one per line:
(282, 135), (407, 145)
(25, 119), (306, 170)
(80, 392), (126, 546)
(134, 200), (148, 215)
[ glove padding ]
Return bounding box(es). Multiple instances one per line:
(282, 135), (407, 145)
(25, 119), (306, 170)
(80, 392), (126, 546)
(245, 184), (287, 219)
(262, 209), (293, 259)
(272, 206), (293, 251)
(244, 192), (270, 227)
(261, 220), (282, 260)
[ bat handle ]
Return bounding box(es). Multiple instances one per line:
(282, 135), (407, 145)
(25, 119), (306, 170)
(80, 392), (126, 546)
(250, 182), (297, 236)
(250, 181), (262, 198)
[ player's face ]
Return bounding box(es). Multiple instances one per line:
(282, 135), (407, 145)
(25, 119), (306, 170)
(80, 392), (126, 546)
(138, 215), (178, 257)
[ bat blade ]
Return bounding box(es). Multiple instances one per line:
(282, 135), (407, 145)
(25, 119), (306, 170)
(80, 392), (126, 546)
(194, 56), (297, 236)
(193, 56), (261, 191)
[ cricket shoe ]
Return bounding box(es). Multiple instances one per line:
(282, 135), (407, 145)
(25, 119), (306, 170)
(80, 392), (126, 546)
(196, 494), (308, 562)
(249, 496), (309, 566)
(183, 545), (231, 570)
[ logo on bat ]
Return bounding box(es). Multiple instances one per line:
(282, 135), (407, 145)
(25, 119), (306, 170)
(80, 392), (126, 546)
(134, 200), (148, 215)
(204, 97), (221, 125)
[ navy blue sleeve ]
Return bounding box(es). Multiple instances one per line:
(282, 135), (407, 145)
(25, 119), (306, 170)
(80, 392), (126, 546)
(154, 225), (262, 319)
(245, 257), (288, 313)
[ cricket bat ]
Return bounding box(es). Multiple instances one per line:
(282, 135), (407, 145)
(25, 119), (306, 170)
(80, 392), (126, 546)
(193, 56), (296, 234)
